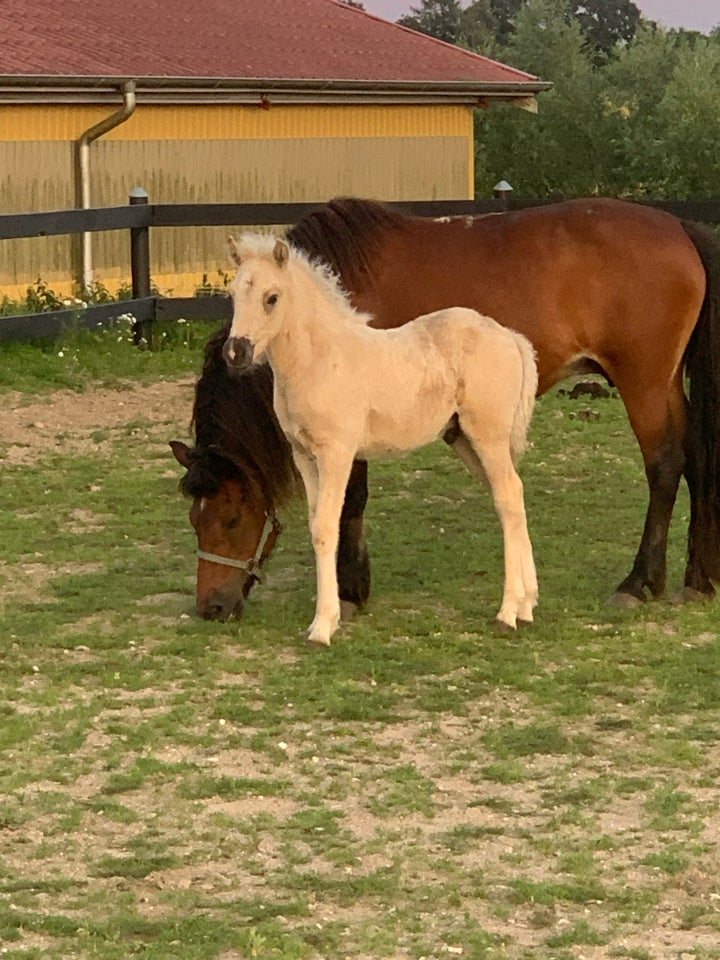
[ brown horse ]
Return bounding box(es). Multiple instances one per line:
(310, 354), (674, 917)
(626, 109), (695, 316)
(170, 331), (370, 619)
(171, 196), (720, 619)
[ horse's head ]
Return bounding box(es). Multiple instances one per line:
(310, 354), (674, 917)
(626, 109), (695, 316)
(170, 439), (281, 620)
(223, 235), (290, 372)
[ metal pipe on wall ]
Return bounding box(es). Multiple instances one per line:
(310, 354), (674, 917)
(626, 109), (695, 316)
(74, 80), (136, 291)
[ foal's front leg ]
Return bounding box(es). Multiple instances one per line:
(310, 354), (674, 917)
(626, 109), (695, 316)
(307, 449), (355, 646)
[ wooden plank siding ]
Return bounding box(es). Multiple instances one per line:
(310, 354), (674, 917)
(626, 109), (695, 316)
(0, 103), (475, 298)
(0, 103), (474, 141)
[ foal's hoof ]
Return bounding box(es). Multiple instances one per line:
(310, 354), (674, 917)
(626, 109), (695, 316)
(606, 591), (644, 610)
(306, 616), (337, 647)
(516, 601), (536, 623)
(306, 630), (332, 648)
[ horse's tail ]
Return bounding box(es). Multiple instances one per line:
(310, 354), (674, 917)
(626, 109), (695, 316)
(682, 219), (720, 582)
(509, 329), (539, 465)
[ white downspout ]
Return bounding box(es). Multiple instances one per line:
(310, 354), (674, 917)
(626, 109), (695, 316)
(75, 80), (137, 291)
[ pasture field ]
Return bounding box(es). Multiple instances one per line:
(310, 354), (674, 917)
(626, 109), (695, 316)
(1, 324), (720, 960)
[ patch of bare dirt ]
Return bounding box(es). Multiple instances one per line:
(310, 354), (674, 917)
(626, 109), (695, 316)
(0, 560), (106, 607)
(2, 376), (195, 464)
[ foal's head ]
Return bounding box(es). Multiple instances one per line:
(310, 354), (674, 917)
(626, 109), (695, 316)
(223, 235), (291, 372)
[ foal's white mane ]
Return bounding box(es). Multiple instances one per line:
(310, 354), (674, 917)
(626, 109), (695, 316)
(236, 232), (373, 327)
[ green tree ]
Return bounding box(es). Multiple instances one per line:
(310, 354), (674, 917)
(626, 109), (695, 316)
(397, 0), (463, 43)
(472, 0), (720, 199)
(603, 24), (683, 193)
(397, 0), (499, 56)
(490, 0), (524, 44)
(489, 0), (641, 58)
(570, 0), (641, 61)
(600, 26), (720, 197)
(458, 0), (497, 51)
(652, 39), (720, 196)
(475, 0), (619, 196)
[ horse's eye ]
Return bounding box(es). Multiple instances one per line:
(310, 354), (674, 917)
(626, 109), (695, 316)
(266, 293), (279, 307)
(225, 517), (239, 530)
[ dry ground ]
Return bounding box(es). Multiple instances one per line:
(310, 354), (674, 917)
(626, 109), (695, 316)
(3, 376), (196, 464)
(2, 379), (720, 959)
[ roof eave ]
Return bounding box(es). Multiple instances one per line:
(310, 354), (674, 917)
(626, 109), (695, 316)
(0, 75), (552, 107)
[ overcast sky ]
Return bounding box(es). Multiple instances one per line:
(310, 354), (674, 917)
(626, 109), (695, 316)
(360, 0), (719, 34)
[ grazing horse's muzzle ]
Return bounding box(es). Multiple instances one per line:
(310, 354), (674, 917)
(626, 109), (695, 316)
(198, 588), (245, 621)
(223, 335), (254, 370)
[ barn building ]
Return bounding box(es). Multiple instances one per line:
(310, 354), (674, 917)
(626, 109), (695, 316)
(0, 0), (548, 298)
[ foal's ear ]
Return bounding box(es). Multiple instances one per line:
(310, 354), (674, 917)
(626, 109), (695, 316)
(227, 236), (242, 266)
(273, 239), (290, 268)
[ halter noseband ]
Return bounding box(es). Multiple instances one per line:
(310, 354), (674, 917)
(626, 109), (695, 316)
(196, 512), (280, 582)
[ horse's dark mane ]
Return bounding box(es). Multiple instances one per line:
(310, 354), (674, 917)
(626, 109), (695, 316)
(181, 324), (299, 507)
(287, 196), (407, 290)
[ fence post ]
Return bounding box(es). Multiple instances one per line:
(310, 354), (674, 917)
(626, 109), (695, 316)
(129, 187), (152, 345)
(493, 179), (514, 211)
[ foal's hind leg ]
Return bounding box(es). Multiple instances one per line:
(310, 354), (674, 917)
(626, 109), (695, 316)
(451, 426), (537, 628)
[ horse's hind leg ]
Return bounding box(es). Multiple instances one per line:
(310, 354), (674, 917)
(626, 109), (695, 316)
(610, 379), (686, 604)
(683, 447), (716, 598)
(451, 424), (537, 627)
(337, 459), (371, 615)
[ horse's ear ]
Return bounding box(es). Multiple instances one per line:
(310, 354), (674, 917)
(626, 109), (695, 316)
(273, 239), (289, 268)
(228, 236), (242, 266)
(169, 440), (192, 468)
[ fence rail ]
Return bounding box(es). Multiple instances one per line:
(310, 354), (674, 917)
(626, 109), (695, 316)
(2, 195), (720, 343)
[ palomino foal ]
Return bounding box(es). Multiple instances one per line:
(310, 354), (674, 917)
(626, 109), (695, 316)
(223, 234), (539, 646)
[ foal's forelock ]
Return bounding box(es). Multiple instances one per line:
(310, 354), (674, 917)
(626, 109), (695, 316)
(231, 244), (372, 330)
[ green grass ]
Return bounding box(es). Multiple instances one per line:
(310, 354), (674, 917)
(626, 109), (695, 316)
(1, 329), (720, 958)
(0, 315), (218, 392)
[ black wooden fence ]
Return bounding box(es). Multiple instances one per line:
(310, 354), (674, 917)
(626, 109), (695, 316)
(2, 194), (720, 343)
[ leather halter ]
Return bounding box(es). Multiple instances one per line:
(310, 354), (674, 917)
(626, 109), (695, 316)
(196, 512), (280, 582)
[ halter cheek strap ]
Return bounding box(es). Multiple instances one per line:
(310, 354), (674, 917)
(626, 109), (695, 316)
(196, 512), (280, 582)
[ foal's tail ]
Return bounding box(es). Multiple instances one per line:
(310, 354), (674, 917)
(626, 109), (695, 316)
(682, 219), (720, 582)
(509, 330), (539, 465)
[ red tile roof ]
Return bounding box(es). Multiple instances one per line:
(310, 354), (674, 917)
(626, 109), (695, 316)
(0, 0), (540, 86)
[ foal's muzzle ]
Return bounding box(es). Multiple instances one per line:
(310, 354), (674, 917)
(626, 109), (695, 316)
(223, 335), (254, 370)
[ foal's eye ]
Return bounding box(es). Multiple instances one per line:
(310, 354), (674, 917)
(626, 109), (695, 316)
(265, 293), (279, 307)
(224, 517), (239, 530)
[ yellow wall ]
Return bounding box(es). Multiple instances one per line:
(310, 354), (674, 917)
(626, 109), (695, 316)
(0, 102), (473, 142)
(0, 102), (475, 299)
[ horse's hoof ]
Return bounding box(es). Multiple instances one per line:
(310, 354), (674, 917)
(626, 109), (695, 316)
(676, 586), (715, 605)
(606, 591), (643, 609)
(495, 616), (517, 632)
(340, 600), (360, 622)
